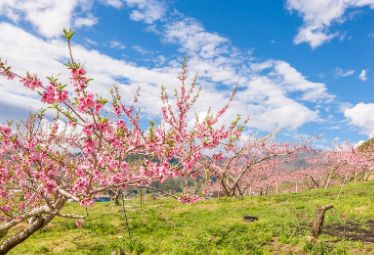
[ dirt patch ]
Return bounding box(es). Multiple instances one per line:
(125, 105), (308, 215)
(324, 220), (374, 243)
(267, 237), (302, 255)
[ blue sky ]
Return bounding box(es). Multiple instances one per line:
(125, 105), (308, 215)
(0, 0), (373, 148)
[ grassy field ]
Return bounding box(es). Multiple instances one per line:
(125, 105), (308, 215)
(8, 181), (374, 255)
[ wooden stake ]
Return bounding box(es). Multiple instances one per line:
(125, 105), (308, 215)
(310, 204), (333, 239)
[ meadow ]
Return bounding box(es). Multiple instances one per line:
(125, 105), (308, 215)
(8, 181), (374, 255)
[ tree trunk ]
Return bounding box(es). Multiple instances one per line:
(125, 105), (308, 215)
(0, 214), (55, 255)
(113, 189), (121, 205)
(0, 198), (66, 254)
(139, 187), (144, 209)
(219, 176), (231, 196)
(310, 204), (333, 239)
(364, 170), (371, 181)
(309, 175), (319, 189)
(324, 167), (335, 189)
(336, 172), (350, 199)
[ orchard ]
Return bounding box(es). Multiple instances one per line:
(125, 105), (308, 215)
(0, 25), (373, 255)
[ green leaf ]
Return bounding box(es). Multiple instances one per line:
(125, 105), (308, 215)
(98, 98), (108, 105)
(99, 117), (108, 124)
(63, 28), (75, 40)
(36, 144), (42, 152)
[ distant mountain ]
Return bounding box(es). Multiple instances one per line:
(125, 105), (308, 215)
(281, 149), (326, 171)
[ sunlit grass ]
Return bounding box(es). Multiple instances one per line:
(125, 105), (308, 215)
(8, 181), (374, 255)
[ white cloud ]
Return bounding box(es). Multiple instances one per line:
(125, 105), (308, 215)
(0, 21), (324, 132)
(101, 0), (123, 9)
(161, 18), (329, 129)
(271, 61), (333, 102)
(0, 0), (96, 37)
(74, 14), (97, 28)
(295, 26), (337, 48)
(109, 40), (126, 49)
(334, 67), (355, 78)
(344, 103), (374, 136)
(0, 22), (172, 117)
(145, 15), (333, 130)
(238, 76), (318, 130)
(163, 18), (331, 102)
(84, 38), (98, 46)
(287, 0), (374, 48)
(123, 0), (166, 24)
(0, 0), (338, 133)
(132, 45), (153, 55)
(165, 19), (229, 60)
(359, 69), (368, 81)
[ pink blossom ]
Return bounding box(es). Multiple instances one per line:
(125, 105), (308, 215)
(71, 67), (88, 90)
(0, 125), (11, 136)
(80, 198), (94, 207)
(177, 194), (202, 204)
(78, 93), (95, 112)
(0, 60), (15, 80)
(41, 85), (56, 104)
(72, 67), (86, 78)
(83, 123), (94, 137)
(95, 100), (104, 113)
(213, 152), (224, 161)
(20, 73), (42, 90)
(82, 138), (95, 154)
(56, 90), (68, 102)
(75, 219), (84, 228)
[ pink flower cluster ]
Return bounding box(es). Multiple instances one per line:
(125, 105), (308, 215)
(41, 84), (68, 104)
(77, 93), (103, 113)
(213, 152), (224, 161)
(75, 218), (84, 228)
(71, 67), (89, 90)
(0, 59), (15, 80)
(20, 73), (42, 90)
(177, 194), (202, 204)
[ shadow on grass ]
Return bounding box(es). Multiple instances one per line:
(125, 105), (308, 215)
(324, 220), (374, 243)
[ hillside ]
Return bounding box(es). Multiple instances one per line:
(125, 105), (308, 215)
(9, 181), (374, 255)
(358, 138), (374, 153)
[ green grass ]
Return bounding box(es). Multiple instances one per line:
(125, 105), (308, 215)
(7, 181), (374, 255)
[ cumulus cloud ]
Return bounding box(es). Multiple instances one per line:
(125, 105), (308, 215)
(0, 21), (325, 132)
(138, 16), (330, 129)
(0, 23), (172, 116)
(74, 14), (97, 28)
(101, 0), (123, 9)
(287, 0), (374, 48)
(165, 19), (230, 60)
(271, 61), (333, 102)
(0, 0), (335, 132)
(0, 0), (96, 37)
(359, 69), (368, 81)
(123, 0), (166, 24)
(344, 103), (374, 137)
(163, 18), (332, 105)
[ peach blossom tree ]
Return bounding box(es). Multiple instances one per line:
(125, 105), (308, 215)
(200, 134), (310, 197)
(0, 29), (240, 253)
